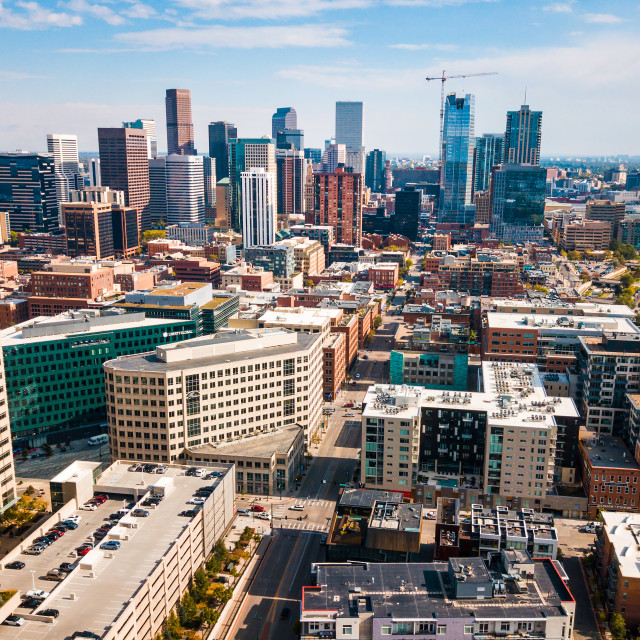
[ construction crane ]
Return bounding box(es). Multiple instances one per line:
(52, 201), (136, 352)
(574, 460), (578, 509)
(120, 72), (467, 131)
(425, 70), (498, 163)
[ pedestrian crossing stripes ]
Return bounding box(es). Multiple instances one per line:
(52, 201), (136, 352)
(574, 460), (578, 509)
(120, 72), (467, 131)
(275, 522), (329, 531)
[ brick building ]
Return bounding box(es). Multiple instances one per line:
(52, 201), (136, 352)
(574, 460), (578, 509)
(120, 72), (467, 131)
(368, 262), (399, 289)
(172, 258), (221, 287)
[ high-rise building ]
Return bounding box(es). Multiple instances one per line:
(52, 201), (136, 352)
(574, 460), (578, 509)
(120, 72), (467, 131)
(165, 88), (196, 156)
(203, 156), (216, 217)
(505, 104), (542, 165)
(88, 158), (101, 187)
(394, 186), (421, 242)
(490, 163), (546, 242)
(0, 349), (16, 508)
(165, 155), (205, 225)
(474, 133), (503, 193)
(69, 186), (124, 206)
(276, 128), (304, 151)
(272, 107), (297, 138)
(98, 127), (150, 231)
(365, 149), (386, 192)
(228, 138), (276, 232)
(148, 157), (167, 225)
(241, 168), (276, 248)
(322, 143), (346, 173)
(46, 133), (80, 204)
(276, 148), (305, 218)
(335, 101), (363, 151)
(63, 201), (115, 259)
(439, 93), (475, 224)
(310, 166), (363, 246)
(123, 119), (158, 159)
(0, 152), (58, 232)
(111, 205), (140, 257)
(304, 148), (322, 165)
(585, 199), (626, 239)
(215, 178), (230, 228)
(208, 121), (237, 180)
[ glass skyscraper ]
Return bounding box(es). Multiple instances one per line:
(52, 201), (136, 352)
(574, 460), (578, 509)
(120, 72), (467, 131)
(505, 104), (542, 165)
(365, 149), (386, 192)
(335, 101), (363, 151)
(474, 133), (504, 193)
(439, 93), (475, 224)
(490, 163), (546, 242)
(208, 121), (237, 180)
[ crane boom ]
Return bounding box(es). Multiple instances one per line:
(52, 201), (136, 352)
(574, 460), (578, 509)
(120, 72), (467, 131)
(425, 69), (498, 167)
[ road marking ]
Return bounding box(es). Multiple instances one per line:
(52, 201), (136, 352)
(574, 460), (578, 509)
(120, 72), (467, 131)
(288, 532), (313, 591)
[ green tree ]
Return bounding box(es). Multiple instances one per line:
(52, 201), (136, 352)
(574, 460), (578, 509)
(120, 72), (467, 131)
(373, 316), (382, 330)
(192, 567), (208, 603)
(609, 612), (626, 640)
(405, 259), (413, 268)
(620, 272), (635, 289)
(20, 449), (28, 462)
(469, 330), (477, 344)
(140, 229), (166, 248)
(9, 231), (18, 247)
(567, 250), (581, 261)
(43, 444), (54, 457)
(201, 608), (219, 629)
(181, 592), (198, 627)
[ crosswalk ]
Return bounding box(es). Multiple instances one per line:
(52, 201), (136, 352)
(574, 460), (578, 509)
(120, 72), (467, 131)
(276, 521), (329, 532)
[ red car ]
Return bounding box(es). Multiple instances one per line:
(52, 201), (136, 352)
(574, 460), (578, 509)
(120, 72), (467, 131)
(343, 402), (354, 408)
(250, 505), (265, 512)
(76, 545), (92, 556)
(91, 495), (107, 504)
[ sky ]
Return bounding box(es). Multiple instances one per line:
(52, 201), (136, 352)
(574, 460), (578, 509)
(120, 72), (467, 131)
(0, 0), (638, 157)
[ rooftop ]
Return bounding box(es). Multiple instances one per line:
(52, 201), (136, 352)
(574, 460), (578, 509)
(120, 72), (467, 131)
(581, 436), (639, 470)
(339, 489), (402, 509)
(601, 511), (640, 579)
(369, 501), (422, 532)
(486, 311), (640, 335)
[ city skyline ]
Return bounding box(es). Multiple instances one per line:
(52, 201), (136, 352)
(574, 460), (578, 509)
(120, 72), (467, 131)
(0, 0), (636, 156)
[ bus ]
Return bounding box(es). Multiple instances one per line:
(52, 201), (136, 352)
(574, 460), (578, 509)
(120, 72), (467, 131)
(88, 434), (109, 446)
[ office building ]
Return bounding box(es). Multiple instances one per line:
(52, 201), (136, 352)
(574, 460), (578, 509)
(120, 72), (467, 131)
(203, 156), (216, 215)
(111, 205), (140, 257)
(208, 121), (237, 180)
(276, 128), (303, 151)
(304, 147), (322, 164)
(321, 143), (347, 173)
(166, 222), (217, 245)
(335, 100), (363, 151)
(69, 186), (124, 205)
(0, 347), (16, 508)
(490, 163), (546, 242)
(165, 154), (205, 225)
(2, 311), (198, 444)
(215, 178), (230, 228)
(241, 168), (276, 248)
(46, 133), (80, 204)
(228, 138), (276, 232)
(62, 201), (114, 259)
(310, 166), (363, 246)
(122, 118), (158, 159)
(98, 127), (150, 231)
(586, 199), (626, 238)
(505, 104), (542, 165)
(474, 133), (503, 193)
(560, 219), (611, 252)
(394, 186), (421, 241)
(301, 553), (575, 640)
(245, 244), (295, 278)
(439, 93), (475, 224)
(0, 152), (58, 232)
(279, 237), (325, 276)
(88, 157), (101, 187)
(272, 106), (297, 138)
(148, 157), (167, 225)
(365, 148), (386, 192)
(165, 88), (196, 156)
(104, 328), (324, 451)
(276, 148), (305, 218)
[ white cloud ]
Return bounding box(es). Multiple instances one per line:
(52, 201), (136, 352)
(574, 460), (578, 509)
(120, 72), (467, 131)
(0, 1), (83, 29)
(542, 1), (574, 13)
(0, 70), (46, 79)
(115, 23), (351, 49)
(278, 64), (423, 90)
(584, 13), (622, 23)
(126, 2), (156, 19)
(389, 43), (459, 51)
(63, 0), (126, 25)
(386, 0), (497, 6)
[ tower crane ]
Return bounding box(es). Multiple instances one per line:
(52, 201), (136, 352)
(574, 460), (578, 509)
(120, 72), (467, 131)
(425, 70), (498, 163)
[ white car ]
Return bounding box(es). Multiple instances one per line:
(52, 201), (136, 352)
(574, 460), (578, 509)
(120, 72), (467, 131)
(289, 504), (305, 511)
(155, 465), (167, 474)
(188, 497), (206, 505)
(345, 413), (356, 417)
(194, 468), (207, 478)
(25, 589), (50, 600)
(256, 512), (271, 520)
(81, 503), (97, 511)
(3, 615), (25, 627)
(355, 374), (361, 379)
(66, 515), (82, 524)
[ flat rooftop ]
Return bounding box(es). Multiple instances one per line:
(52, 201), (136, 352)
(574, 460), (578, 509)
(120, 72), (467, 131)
(339, 488), (402, 509)
(369, 501), (422, 532)
(582, 436), (639, 470)
(147, 282), (210, 297)
(189, 424), (303, 458)
(601, 511), (640, 579)
(303, 558), (573, 619)
(486, 311), (640, 335)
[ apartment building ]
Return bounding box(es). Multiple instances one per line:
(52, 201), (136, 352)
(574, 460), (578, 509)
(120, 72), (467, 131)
(279, 236), (325, 276)
(368, 262), (399, 289)
(104, 329), (324, 462)
(0, 347), (16, 509)
(301, 552), (575, 640)
(363, 361), (580, 506)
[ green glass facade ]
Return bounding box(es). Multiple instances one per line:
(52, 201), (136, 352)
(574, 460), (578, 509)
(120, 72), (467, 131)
(389, 350), (468, 391)
(4, 319), (196, 444)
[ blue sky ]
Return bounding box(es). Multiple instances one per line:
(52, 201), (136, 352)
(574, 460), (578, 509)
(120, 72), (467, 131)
(0, 0), (637, 156)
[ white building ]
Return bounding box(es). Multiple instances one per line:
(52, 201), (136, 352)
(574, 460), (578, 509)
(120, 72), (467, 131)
(322, 143), (346, 173)
(162, 155), (205, 225)
(123, 119), (158, 159)
(241, 167), (276, 248)
(166, 222), (217, 246)
(88, 158), (101, 187)
(46, 133), (80, 203)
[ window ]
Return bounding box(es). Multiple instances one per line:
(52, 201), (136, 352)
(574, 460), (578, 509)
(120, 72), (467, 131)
(381, 626), (391, 635)
(464, 625), (474, 634)
(437, 625), (447, 635)
(342, 626), (352, 636)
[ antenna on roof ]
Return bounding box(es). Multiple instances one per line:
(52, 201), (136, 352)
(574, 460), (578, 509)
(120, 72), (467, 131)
(524, 86), (527, 104)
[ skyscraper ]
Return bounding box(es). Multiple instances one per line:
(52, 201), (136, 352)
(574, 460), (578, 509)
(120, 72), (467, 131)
(165, 155), (205, 225)
(489, 163), (546, 242)
(439, 93), (475, 224)
(394, 186), (421, 242)
(98, 127), (150, 231)
(321, 143), (346, 173)
(504, 104), (542, 165)
(276, 129), (304, 151)
(0, 152), (58, 232)
(310, 166), (363, 246)
(63, 201), (115, 259)
(304, 148), (322, 164)
(203, 157), (216, 217)
(208, 121), (237, 180)
(473, 133), (503, 193)
(276, 148), (306, 218)
(165, 89), (196, 156)
(123, 119), (158, 159)
(228, 138), (276, 232)
(148, 157), (167, 225)
(365, 149), (386, 192)
(88, 158), (101, 187)
(272, 107), (297, 138)
(241, 168), (276, 248)
(336, 101), (364, 175)
(47, 133), (80, 204)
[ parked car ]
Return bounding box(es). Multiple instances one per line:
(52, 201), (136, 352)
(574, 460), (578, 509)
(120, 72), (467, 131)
(3, 615), (25, 626)
(250, 505), (265, 512)
(93, 531), (107, 541)
(62, 520), (79, 529)
(256, 512), (271, 521)
(72, 632), (100, 639)
(179, 509), (200, 517)
(188, 497), (206, 505)
(59, 562), (76, 573)
(194, 468), (207, 477)
(100, 541), (121, 551)
(81, 503), (97, 511)
(205, 471), (221, 479)
(23, 546), (45, 556)
(38, 609), (59, 618)
(6, 561), (25, 570)
(355, 373), (361, 379)
(343, 402), (354, 408)
(25, 590), (49, 600)
(237, 508), (250, 515)
(45, 569), (66, 582)
(34, 537), (51, 547)
(289, 504), (304, 511)
(66, 515), (82, 524)
(345, 412), (356, 417)
(280, 607), (291, 621)
(185, 467), (198, 477)
(19, 597), (41, 609)
(132, 509), (150, 517)
(93, 494), (108, 503)
(109, 512), (124, 521)
(76, 545), (92, 556)
(155, 465), (167, 474)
